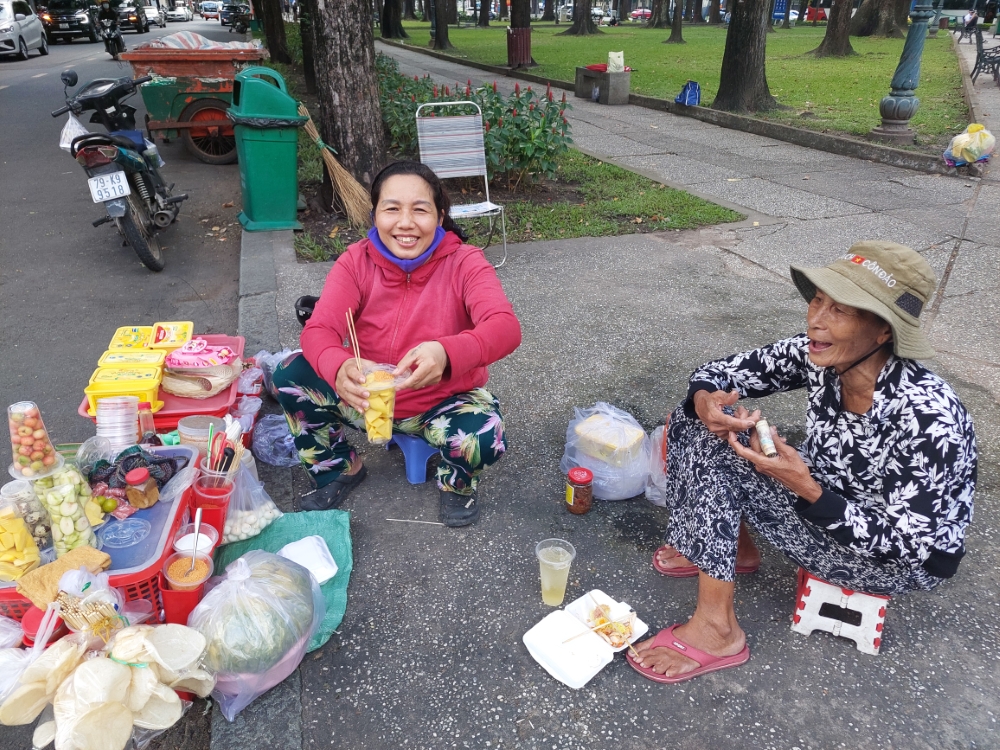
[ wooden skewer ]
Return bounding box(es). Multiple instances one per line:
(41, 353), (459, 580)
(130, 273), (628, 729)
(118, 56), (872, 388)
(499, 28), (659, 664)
(345, 309), (362, 373)
(562, 612), (633, 643)
(577, 595), (642, 658)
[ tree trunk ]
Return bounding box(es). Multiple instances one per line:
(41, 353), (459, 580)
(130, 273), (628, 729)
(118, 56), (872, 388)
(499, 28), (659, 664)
(694, 0), (705, 23)
(381, 0), (409, 37)
(712, 0), (777, 112)
(447, 0), (458, 24)
(894, 0), (909, 29)
(812, 0), (855, 54)
(684, 0), (694, 22)
(560, 0), (601, 33)
(766, 0), (775, 31)
(781, 0), (791, 28)
(434, 0), (454, 46)
(620, 0), (633, 20)
(299, 1), (317, 94)
(511, 0), (531, 26)
(251, 0), (291, 63)
(541, 0), (555, 20)
(665, 0), (685, 41)
(797, 0), (808, 22)
(852, 0), (903, 36)
(649, 0), (671, 27)
(312, 0), (385, 186)
(811, 0), (818, 25)
(480, 0), (492, 25)
(499, 0), (508, 19)
(403, 0), (417, 20)
(374, 0), (384, 23)
(709, 0), (722, 24)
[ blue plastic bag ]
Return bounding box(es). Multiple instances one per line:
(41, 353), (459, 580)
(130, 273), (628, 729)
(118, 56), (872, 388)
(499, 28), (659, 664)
(675, 80), (701, 107)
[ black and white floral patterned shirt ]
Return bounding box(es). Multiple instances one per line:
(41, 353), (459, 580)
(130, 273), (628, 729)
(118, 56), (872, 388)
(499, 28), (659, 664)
(686, 334), (977, 578)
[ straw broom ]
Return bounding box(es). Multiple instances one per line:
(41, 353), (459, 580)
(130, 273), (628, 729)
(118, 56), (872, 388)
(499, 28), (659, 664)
(297, 102), (371, 229)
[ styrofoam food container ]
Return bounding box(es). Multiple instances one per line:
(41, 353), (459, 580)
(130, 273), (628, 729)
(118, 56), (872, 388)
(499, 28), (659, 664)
(522, 610), (613, 690)
(563, 588), (648, 653)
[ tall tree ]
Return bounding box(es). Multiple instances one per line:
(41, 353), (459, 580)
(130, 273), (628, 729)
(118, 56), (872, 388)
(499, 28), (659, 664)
(541, 0), (555, 20)
(433, 0), (454, 47)
(560, 0), (600, 33)
(447, 0), (458, 24)
(694, 0), (705, 22)
(249, 0), (291, 63)
(480, 0), (492, 25)
(780, 0), (792, 28)
(312, 0), (384, 185)
(684, 0), (694, 23)
(499, 0), (508, 18)
(894, 0), (909, 29)
(812, 0), (855, 55)
(712, 0), (777, 112)
(381, 0), (409, 37)
(299, 2), (317, 93)
(403, 0), (417, 20)
(648, 0), (671, 28)
(851, 0), (903, 37)
(664, 0), (685, 41)
(709, 0), (722, 23)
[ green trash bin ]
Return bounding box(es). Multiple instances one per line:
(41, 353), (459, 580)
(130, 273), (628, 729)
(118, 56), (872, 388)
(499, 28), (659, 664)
(229, 66), (307, 231)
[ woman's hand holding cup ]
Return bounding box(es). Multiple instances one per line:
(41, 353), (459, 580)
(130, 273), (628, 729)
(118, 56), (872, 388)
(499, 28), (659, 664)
(336, 357), (378, 412)
(394, 342), (449, 391)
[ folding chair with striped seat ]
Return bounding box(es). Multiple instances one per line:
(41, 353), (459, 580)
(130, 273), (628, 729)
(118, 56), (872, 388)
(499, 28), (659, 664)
(415, 101), (507, 268)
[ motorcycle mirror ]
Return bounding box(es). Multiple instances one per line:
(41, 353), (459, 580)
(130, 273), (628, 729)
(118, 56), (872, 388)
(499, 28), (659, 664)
(61, 69), (78, 87)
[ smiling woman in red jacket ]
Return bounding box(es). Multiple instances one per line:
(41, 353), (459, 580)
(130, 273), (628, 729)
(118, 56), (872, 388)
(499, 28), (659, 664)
(271, 161), (522, 526)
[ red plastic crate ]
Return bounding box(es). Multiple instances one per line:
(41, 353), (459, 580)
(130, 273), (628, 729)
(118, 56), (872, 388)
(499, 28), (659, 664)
(0, 471), (194, 623)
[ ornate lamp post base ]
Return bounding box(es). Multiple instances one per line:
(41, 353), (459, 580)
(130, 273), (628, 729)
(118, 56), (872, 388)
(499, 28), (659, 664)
(869, 0), (936, 145)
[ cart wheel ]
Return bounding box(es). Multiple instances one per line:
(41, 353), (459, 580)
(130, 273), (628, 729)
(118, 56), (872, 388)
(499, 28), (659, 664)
(180, 98), (237, 165)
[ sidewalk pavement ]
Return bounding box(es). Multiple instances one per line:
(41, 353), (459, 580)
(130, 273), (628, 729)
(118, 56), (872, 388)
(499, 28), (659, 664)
(220, 47), (1000, 750)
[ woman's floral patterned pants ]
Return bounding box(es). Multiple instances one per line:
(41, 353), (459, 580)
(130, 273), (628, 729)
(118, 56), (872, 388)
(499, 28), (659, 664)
(665, 405), (941, 596)
(272, 353), (506, 496)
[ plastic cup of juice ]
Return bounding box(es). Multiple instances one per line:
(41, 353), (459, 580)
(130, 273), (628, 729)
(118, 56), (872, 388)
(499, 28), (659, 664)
(362, 365), (397, 446)
(535, 538), (576, 607)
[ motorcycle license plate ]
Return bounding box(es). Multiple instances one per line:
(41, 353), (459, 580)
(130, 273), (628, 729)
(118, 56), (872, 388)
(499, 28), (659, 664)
(88, 171), (131, 203)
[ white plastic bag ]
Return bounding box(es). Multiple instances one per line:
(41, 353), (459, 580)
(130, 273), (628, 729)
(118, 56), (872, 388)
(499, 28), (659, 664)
(645, 425), (668, 507)
(946, 123), (996, 164)
(59, 113), (89, 152)
(221, 463), (282, 545)
(0, 615), (22, 649)
(0, 604), (61, 707)
(188, 551), (324, 722)
(608, 50), (625, 73)
(559, 403), (650, 501)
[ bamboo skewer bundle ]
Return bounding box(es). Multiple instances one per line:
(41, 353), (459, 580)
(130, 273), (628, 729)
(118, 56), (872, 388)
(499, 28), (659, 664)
(298, 103), (371, 229)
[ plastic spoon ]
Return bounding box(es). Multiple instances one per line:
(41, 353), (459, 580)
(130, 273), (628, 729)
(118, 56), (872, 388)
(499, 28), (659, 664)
(187, 507), (203, 575)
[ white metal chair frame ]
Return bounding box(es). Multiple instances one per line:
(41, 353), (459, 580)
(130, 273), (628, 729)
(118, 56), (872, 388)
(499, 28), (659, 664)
(415, 101), (507, 268)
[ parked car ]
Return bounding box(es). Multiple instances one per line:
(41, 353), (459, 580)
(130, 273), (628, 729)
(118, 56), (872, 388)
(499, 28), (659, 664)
(629, 7), (651, 20)
(200, 0), (220, 19)
(142, 2), (166, 27)
(118, 3), (150, 31)
(165, 5), (191, 20)
(0, 0), (47, 58)
(220, 2), (239, 24)
(38, 0), (98, 43)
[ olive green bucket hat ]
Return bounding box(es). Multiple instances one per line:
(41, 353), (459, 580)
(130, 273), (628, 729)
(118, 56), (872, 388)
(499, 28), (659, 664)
(790, 241), (937, 360)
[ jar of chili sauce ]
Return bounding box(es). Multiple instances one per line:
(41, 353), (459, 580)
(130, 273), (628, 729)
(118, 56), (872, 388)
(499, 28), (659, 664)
(565, 467), (593, 515)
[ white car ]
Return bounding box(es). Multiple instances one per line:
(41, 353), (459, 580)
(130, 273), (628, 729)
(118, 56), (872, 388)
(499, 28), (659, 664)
(0, 0), (47, 59)
(143, 2), (166, 26)
(165, 6), (192, 21)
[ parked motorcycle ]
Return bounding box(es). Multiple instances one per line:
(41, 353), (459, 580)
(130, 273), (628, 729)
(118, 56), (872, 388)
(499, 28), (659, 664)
(52, 70), (187, 272)
(100, 18), (126, 60)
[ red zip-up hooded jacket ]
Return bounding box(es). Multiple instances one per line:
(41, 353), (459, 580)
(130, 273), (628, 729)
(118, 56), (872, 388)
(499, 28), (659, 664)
(300, 231), (522, 418)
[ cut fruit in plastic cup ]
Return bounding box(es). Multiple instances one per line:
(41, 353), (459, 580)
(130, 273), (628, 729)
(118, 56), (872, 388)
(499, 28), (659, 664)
(7, 401), (62, 480)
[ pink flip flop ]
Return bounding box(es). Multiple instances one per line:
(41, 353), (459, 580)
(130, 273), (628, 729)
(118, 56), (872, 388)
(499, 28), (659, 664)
(652, 545), (760, 578)
(626, 625), (750, 684)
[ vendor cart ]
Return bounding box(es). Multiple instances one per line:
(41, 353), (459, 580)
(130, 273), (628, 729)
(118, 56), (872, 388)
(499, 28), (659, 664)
(120, 46), (267, 165)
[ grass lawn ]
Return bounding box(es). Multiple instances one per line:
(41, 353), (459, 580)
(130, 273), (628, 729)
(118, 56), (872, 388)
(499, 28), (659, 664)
(396, 21), (967, 146)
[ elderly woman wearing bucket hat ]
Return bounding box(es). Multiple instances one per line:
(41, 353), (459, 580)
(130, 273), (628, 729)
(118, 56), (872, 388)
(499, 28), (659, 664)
(628, 241), (977, 685)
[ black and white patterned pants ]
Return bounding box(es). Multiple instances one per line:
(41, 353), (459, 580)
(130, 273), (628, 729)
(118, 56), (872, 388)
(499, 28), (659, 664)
(663, 406), (941, 596)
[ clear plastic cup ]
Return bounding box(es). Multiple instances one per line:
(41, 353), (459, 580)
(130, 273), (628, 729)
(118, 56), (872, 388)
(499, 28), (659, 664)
(362, 364), (398, 445)
(163, 551), (214, 592)
(172, 522), (220, 555)
(7, 401), (63, 480)
(535, 538), (576, 606)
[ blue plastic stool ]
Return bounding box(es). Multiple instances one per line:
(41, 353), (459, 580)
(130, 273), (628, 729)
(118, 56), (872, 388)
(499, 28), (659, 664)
(385, 433), (440, 484)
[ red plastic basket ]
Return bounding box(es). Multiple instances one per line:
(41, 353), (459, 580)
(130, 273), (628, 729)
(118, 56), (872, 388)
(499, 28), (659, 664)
(0, 474), (193, 622)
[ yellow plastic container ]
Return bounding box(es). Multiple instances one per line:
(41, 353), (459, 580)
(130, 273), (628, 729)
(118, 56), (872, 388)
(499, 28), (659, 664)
(97, 350), (166, 368)
(84, 366), (164, 416)
(108, 326), (153, 350)
(149, 321), (194, 351)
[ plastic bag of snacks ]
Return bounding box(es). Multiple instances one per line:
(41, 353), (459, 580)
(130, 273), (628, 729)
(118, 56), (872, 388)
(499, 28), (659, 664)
(559, 402), (651, 501)
(0, 481), (52, 551)
(188, 551), (324, 721)
(221, 463), (282, 545)
(33, 467), (99, 558)
(644, 424), (668, 508)
(944, 123), (996, 166)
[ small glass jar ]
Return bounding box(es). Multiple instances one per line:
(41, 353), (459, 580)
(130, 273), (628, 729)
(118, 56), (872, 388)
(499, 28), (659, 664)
(124, 467), (160, 509)
(565, 467), (594, 515)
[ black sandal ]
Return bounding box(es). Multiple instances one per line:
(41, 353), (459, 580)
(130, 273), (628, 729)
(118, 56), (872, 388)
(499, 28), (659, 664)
(300, 465), (368, 511)
(439, 489), (479, 527)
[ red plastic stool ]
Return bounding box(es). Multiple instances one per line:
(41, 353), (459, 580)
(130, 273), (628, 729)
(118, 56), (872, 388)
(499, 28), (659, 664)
(791, 568), (890, 655)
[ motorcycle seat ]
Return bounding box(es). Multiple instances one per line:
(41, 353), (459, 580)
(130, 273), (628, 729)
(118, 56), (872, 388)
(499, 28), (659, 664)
(70, 132), (141, 157)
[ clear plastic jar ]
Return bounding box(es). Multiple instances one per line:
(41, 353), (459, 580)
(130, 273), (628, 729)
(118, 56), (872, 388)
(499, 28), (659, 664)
(1, 480), (52, 550)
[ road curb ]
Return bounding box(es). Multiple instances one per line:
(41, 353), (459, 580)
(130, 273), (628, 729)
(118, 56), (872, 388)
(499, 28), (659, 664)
(377, 38), (959, 177)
